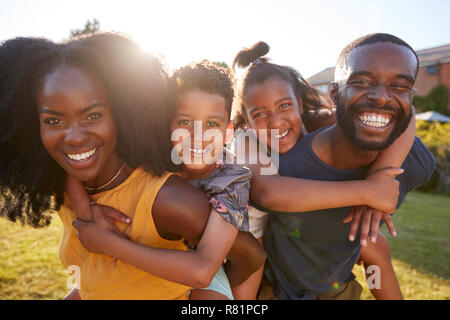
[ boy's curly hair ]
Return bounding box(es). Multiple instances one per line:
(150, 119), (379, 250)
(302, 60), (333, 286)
(0, 33), (177, 228)
(171, 60), (234, 118)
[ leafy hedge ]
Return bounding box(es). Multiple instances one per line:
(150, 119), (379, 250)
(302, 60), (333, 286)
(415, 120), (450, 195)
(413, 84), (449, 116)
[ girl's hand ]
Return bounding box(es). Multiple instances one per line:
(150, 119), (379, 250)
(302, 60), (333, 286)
(72, 203), (128, 255)
(343, 205), (397, 246)
(363, 167), (404, 213)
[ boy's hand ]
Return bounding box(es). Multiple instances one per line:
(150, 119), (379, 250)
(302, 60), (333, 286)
(363, 167), (403, 213)
(343, 205), (397, 246)
(66, 175), (132, 225)
(72, 203), (128, 255)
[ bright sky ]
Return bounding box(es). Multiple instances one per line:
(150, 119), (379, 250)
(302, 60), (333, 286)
(1, 0), (449, 78)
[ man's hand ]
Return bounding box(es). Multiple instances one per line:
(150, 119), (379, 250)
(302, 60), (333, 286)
(363, 167), (403, 213)
(343, 205), (397, 246)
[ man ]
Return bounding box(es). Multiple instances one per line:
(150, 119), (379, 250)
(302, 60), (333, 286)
(260, 33), (436, 300)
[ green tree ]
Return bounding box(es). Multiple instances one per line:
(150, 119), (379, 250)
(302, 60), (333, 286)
(70, 18), (100, 39)
(416, 120), (450, 195)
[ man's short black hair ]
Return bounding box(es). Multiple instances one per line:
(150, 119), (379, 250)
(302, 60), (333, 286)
(335, 33), (420, 80)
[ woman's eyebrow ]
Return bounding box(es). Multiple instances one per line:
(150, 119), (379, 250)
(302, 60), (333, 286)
(39, 103), (107, 116)
(80, 102), (107, 114)
(39, 108), (63, 116)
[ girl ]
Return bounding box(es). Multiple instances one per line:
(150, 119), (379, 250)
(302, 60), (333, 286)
(230, 41), (415, 300)
(0, 34), (263, 300)
(66, 60), (266, 300)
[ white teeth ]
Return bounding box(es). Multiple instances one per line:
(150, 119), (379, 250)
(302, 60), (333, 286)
(67, 148), (96, 161)
(275, 130), (289, 139)
(188, 147), (206, 154)
(358, 113), (391, 128)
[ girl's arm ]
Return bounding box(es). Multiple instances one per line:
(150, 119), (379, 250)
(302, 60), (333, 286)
(249, 108), (415, 213)
(343, 107), (416, 244)
(368, 106), (416, 174)
(250, 168), (402, 214)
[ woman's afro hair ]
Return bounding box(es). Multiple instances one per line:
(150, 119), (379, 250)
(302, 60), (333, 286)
(0, 33), (177, 227)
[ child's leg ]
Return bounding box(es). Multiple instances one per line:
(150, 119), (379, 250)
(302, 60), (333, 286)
(359, 232), (403, 300)
(189, 265), (233, 300)
(189, 289), (229, 300)
(232, 237), (264, 300)
(64, 288), (81, 300)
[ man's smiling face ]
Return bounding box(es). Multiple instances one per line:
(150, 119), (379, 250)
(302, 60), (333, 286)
(331, 42), (417, 150)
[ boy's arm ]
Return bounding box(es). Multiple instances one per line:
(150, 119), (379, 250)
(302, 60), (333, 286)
(66, 175), (132, 225)
(153, 175), (266, 287)
(224, 231), (266, 287)
(75, 206), (238, 289)
(69, 175), (264, 288)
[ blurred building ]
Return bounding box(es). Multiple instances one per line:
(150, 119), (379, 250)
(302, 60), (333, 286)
(307, 43), (450, 112)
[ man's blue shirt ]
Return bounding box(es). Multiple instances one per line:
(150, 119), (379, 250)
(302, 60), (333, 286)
(263, 127), (436, 299)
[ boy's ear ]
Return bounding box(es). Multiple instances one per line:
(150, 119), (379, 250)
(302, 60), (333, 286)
(329, 82), (339, 106)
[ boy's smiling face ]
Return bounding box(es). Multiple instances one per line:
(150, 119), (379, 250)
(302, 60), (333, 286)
(171, 90), (229, 177)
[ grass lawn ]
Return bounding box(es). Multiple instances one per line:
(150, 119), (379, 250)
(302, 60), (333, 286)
(0, 191), (449, 300)
(353, 191), (450, 300)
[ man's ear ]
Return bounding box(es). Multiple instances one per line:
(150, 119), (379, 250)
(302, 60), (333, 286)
(329, 81), (340, 106)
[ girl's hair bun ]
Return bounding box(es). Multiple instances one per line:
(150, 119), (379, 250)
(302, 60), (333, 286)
(232, 41), (270, 71)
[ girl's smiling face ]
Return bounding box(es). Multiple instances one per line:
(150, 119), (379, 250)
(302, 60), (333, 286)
(170, 90), (229, 178)
(37, 66), (122, 187)
(244, 77), (304, 154)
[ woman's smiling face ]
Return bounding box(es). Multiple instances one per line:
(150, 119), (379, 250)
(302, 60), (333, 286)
(37, 66), (121, 186)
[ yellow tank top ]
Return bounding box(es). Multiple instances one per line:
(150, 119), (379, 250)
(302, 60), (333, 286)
(57, 168), (190, 300)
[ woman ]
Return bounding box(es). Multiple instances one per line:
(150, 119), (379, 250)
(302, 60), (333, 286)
(0, 33), (263, 299)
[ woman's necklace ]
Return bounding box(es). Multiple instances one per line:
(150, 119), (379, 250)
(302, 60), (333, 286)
(84, 161), (127, 192)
